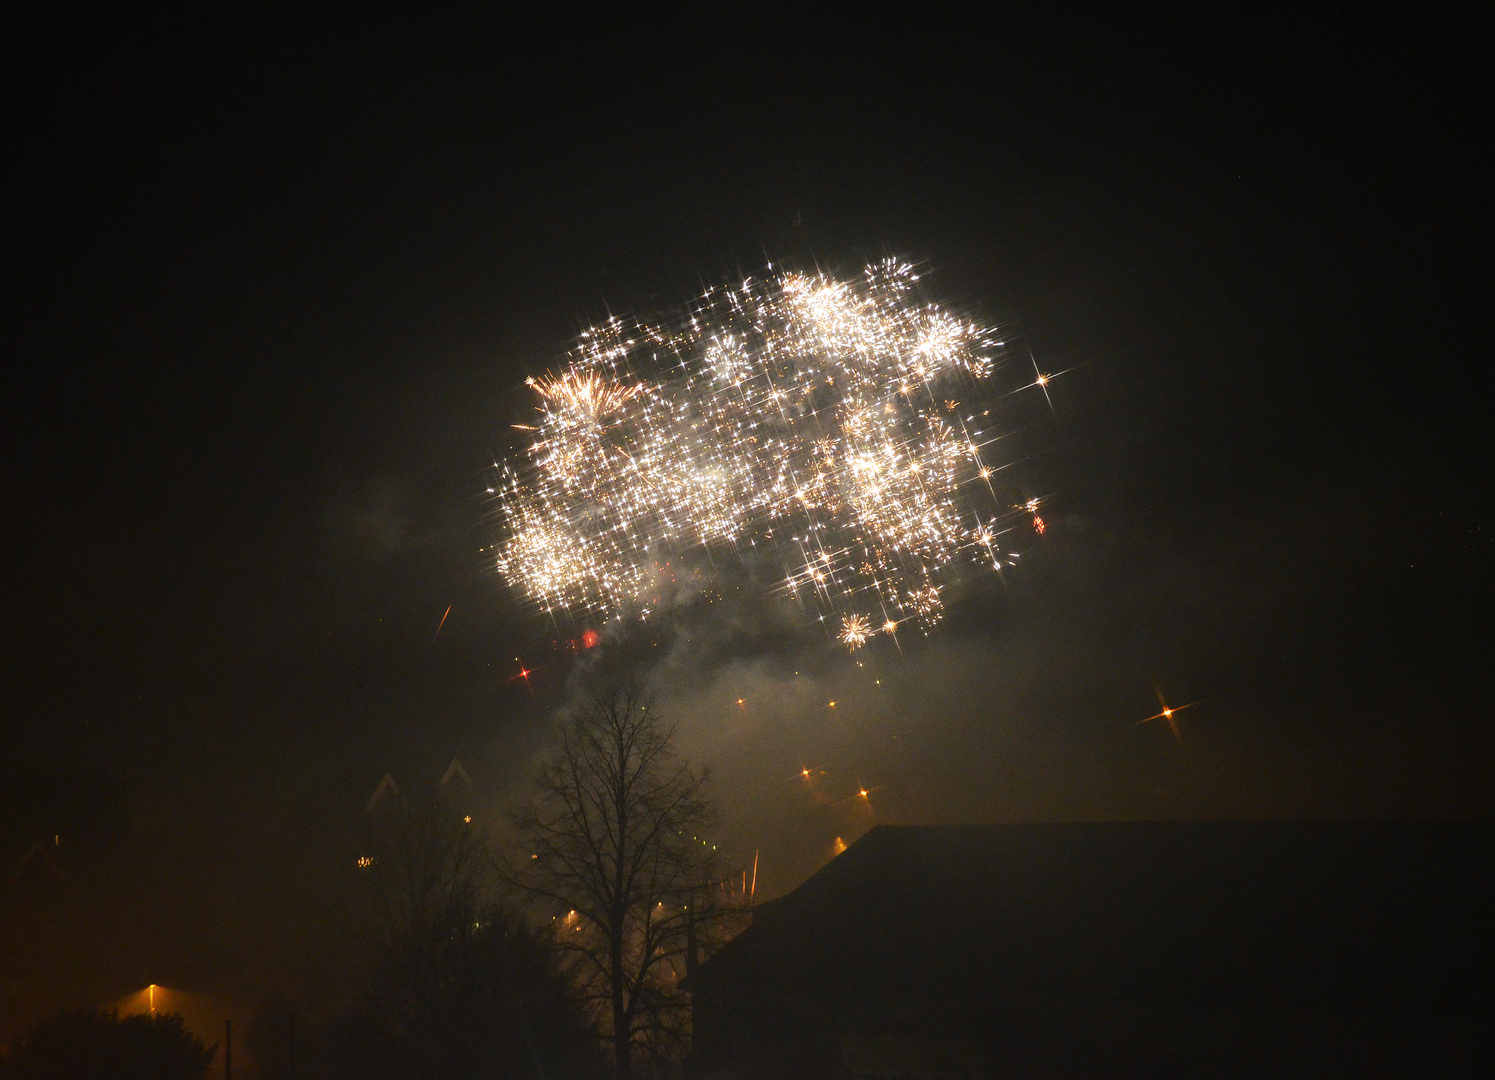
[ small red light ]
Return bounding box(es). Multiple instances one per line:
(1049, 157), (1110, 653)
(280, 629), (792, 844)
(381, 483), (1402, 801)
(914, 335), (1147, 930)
(581, 629), (600, 649)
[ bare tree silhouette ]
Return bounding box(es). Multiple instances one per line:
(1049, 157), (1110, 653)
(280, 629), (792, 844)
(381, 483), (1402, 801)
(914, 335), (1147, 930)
(359, 789), (599, 1079)
(511, 684), (732, 1079)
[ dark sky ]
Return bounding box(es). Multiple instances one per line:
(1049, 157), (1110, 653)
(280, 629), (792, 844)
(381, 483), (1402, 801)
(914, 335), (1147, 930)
(2, 7), (1489, 1029)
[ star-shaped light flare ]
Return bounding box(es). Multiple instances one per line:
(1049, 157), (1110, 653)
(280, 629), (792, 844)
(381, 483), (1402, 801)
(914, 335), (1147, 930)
(1134, 687), (1198, 741)
(1016, 353), (1074, 414)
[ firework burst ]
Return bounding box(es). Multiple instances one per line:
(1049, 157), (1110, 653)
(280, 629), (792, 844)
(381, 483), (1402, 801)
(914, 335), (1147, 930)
(839, 613), (871, 650)
(492, 260), (1034, 635)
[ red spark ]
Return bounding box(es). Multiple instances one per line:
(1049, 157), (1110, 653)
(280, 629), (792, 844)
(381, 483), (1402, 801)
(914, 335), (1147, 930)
(506, 660), (535, 695)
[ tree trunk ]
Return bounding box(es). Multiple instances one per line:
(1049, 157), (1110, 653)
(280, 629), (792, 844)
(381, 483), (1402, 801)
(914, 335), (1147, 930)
(611, 929), (630, 1079)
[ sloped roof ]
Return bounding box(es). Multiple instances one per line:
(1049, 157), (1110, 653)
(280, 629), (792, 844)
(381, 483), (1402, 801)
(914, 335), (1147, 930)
(696, 822), (1493, 1007)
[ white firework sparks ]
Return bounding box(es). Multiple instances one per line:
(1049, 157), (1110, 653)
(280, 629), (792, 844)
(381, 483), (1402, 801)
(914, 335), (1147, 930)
(839, 613), (871, 650)
(492, 260), (1029, 635)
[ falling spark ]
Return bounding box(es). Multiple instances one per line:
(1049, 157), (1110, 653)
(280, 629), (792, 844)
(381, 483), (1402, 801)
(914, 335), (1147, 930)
(492, 261), (1041, 634)
(1018, 497), (1048, 536)
(433, 604), (452, 640)
(1134, 688), (1198, 741)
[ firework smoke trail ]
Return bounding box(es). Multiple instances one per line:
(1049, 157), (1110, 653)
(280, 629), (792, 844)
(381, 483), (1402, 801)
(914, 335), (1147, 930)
(492, 259), (1032, 640)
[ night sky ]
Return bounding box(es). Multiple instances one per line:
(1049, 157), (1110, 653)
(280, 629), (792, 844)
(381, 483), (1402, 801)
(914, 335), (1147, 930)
(3, 8), (1489, 1032)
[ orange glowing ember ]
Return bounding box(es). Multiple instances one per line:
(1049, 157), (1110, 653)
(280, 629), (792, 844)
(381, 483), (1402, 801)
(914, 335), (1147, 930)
(1134, 688), (1198, 741)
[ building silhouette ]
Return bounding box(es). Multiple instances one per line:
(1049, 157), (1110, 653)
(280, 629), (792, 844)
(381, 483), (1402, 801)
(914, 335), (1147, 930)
(2, 769), (128, 887)
(690, 822), (1494, 1078)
